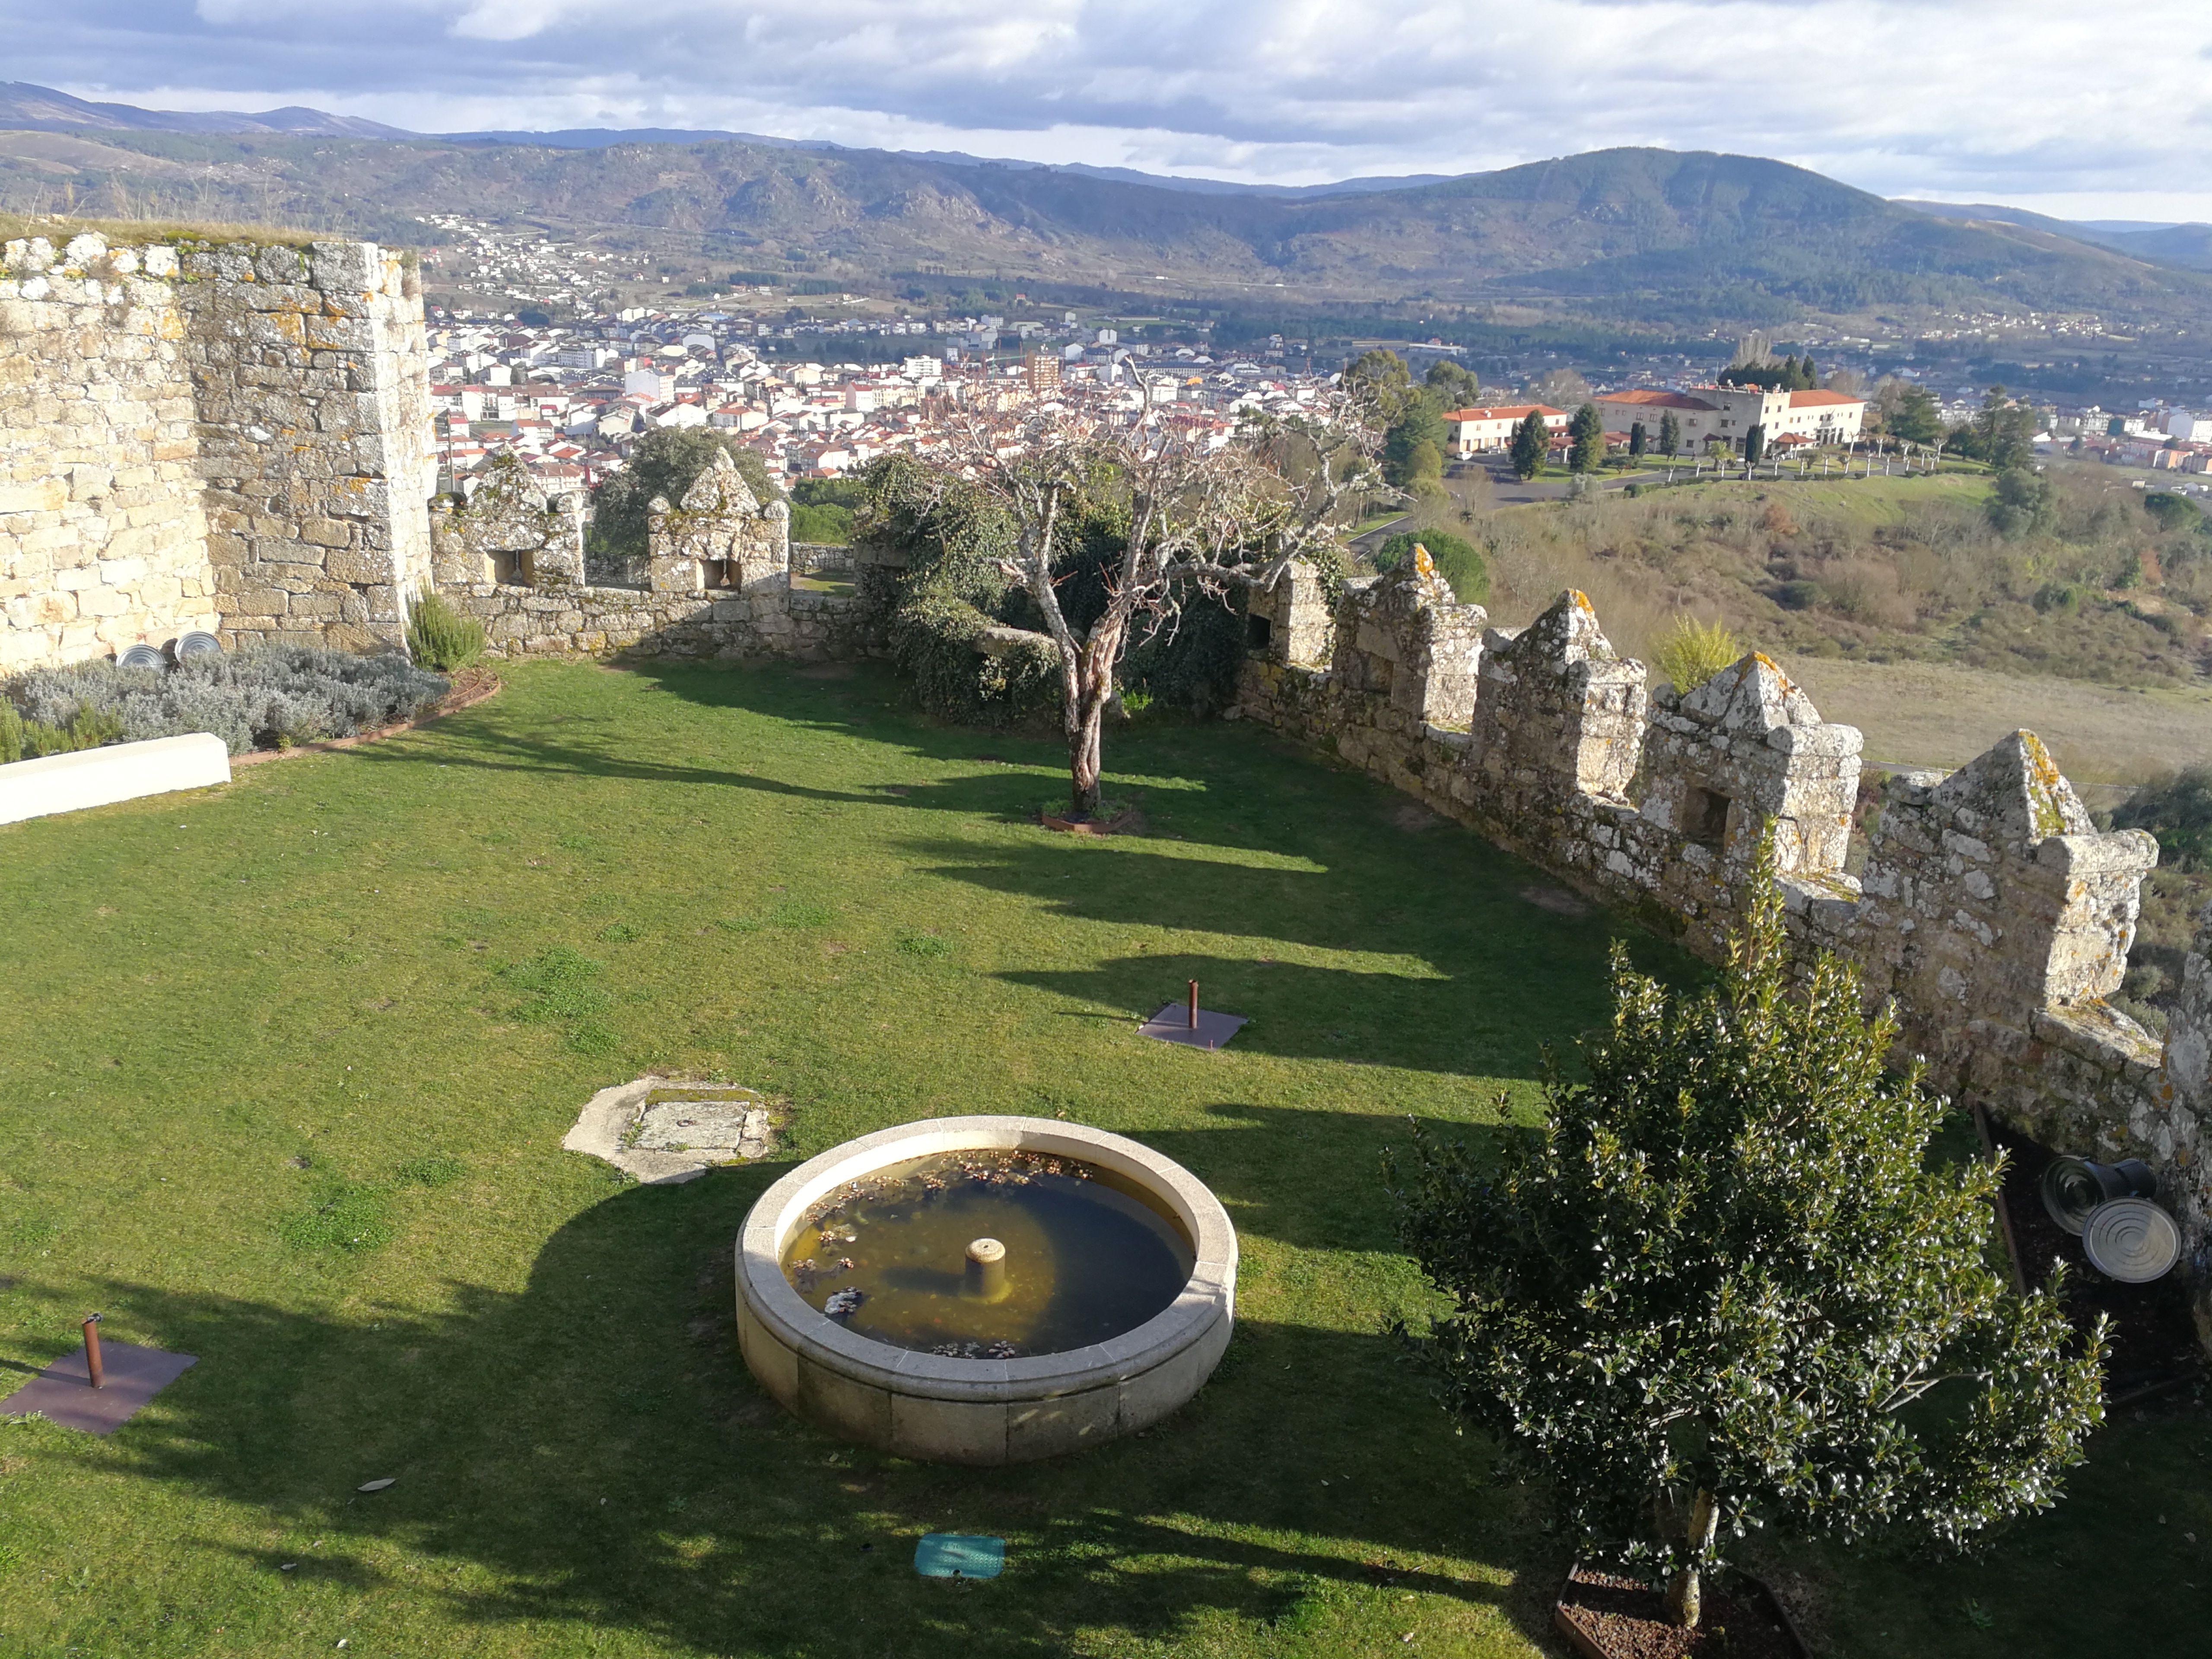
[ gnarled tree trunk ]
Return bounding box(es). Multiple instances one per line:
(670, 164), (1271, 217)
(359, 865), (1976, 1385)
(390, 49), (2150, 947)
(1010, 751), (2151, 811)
(1664, 1487), (1720, 1627)
(1065, 617), (1125, 816)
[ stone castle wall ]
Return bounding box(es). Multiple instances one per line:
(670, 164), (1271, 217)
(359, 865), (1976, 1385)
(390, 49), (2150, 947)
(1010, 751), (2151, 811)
(431, 448), (876, 663)
(188, 239), (435, 652)
(0, 230), (434, 672)
(1240, 550), (2207, 1345)
(0, 238), (216, 672)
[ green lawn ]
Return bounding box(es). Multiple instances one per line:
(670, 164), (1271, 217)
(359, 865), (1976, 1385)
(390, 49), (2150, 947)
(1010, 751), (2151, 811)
(1633, 468), (1995, 520)
(0, 660), (2203, 1657)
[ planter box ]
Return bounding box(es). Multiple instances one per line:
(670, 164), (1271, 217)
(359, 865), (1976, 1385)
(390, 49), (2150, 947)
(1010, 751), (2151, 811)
(1554, 1564), (1809, 1659)
(0, 734), (231, 827)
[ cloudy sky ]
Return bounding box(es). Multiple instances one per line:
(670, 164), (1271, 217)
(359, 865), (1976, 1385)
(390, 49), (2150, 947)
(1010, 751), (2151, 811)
(14, 0), (2212, 220)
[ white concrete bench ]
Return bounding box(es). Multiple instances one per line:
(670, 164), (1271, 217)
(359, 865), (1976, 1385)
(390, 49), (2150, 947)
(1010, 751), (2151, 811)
(0, 733), (232, 827)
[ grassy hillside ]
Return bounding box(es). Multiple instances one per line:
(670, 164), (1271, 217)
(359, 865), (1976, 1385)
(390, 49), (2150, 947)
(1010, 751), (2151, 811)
(1447, 464), (2212, 696)
(3, 133), (2206, 327)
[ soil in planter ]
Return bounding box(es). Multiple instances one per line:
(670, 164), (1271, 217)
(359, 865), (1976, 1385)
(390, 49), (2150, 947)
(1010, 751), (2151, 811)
(1556, 1567), (1800, 1659)
(1039, 801), (1147, 836)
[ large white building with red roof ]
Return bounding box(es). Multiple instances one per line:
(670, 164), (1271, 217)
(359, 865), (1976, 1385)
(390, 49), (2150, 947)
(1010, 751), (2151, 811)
(1595, 385), (1866, 454)
(1441, 404), (1571, 457)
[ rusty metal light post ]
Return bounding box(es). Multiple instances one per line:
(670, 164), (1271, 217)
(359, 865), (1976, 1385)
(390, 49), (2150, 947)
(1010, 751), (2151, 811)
(1187, 980), (1199, 1030)
(83, 1314), (104, 1390)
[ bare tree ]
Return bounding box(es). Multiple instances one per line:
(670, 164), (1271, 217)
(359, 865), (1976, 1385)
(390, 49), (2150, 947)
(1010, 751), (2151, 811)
(934, 395), (1386, 816)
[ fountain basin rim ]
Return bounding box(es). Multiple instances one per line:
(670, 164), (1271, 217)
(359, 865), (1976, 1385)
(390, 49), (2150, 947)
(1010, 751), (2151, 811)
(737, 1116), (1236, 1402)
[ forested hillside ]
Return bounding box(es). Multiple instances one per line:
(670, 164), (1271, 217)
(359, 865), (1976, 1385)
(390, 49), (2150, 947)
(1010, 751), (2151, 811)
(3, 130), (2206, 328)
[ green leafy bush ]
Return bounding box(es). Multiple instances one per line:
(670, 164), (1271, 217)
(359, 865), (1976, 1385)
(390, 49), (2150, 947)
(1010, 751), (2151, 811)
(0, 702), (124, 759)
(406, 591), (485, 671)
(2144, 491), (2204, 531)
(1772, 578), (1823, 611)
(788, 502), (854, 544)
(1389, 858), (2103, 1628)
(1373, 531), (1491, 604)
(1653, 616), (1742, 693)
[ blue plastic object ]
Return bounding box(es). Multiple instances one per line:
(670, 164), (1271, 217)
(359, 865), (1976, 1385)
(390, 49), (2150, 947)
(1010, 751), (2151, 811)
(914, 1533), (1004, 1579)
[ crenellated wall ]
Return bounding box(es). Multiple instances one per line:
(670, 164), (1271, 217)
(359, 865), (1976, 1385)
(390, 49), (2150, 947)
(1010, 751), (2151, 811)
(1236, 549), (2206, 1345)
(0, 229), (435, 670)
(433, 447), (873, 662)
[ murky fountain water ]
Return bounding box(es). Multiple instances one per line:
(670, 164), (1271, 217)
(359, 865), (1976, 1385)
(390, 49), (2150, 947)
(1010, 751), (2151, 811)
(779, 1148), (1195, 1357)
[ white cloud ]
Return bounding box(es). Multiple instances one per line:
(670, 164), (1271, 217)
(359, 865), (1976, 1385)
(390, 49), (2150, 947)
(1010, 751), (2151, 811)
(30, 0), (2212, 215)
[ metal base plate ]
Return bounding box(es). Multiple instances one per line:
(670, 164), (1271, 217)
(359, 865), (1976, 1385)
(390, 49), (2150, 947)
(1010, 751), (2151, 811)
(0, 1341), (197, 1436)
(1138, 1004), (1248, 1050)
(915, 1533), (1005, 1579)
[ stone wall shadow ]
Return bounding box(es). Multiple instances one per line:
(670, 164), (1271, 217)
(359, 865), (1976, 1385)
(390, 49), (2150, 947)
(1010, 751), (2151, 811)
(17, 1117), (1568, 1657)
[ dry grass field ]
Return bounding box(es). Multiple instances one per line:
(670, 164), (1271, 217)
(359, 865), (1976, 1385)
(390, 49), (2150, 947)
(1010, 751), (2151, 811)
(1775, 656), (2212, 783)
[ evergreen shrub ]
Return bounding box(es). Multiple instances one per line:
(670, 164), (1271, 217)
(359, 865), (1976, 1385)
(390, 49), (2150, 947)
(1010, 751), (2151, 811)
(1374, 530), (1491, 604)
(4, 646), (448, 756)
(1390, 856), (2104, 1627)
(407, 592), (486, 671)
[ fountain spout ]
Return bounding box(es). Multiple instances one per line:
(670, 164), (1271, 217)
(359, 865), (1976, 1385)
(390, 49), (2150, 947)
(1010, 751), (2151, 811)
(964, 1236), (1009, 1301)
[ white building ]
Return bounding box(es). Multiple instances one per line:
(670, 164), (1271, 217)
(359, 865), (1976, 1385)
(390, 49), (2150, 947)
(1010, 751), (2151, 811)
(1442, 404), (1570, 456)
(2166, 411), (2212, 443)
(1595, 386), (1866, 453)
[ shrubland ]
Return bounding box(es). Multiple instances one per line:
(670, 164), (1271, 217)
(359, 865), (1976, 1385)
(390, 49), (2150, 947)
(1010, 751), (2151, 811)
(1426, 464), (2212, 689)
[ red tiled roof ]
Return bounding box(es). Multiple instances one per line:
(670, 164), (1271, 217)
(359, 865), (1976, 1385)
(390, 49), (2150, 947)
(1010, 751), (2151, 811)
(1787, 390), (1863, 407)
(1598, 389), (1719, 411)
(1443, 405), (1567, 422)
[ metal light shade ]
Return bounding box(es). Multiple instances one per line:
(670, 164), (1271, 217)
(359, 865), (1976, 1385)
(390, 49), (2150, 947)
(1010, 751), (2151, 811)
(174, 631), (223, 662)
(2081, 1198), (2181, 1283)
(118, 643), (166, 670)
(2040, 1157), (2155, 1236)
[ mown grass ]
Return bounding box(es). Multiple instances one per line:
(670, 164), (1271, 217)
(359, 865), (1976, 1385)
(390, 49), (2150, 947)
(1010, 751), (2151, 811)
(0, 659), (2202, 1658)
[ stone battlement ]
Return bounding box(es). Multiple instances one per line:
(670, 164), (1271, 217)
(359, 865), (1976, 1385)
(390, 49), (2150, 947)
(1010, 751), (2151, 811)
(429, 446), (872, 662)
(1241, 551), (2206, 1345)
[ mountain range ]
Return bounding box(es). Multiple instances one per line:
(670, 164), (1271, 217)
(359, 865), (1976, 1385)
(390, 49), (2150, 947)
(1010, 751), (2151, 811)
(0, 80), (410, 140)
(1894, 199), (2212, 273)
(5, 82), (2210, 330)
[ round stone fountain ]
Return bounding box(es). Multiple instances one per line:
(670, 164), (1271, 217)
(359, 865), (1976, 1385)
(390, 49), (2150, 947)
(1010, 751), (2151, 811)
(735, 1116), (1236, 1464)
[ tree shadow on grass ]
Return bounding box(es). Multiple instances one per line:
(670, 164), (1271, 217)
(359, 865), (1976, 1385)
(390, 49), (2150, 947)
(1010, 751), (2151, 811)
(13, 1111), (1568, 1658)
(363, 659), (1700, 1083)
(359, 656), (1077, 824)
(1131, 1100), (1531, 1256)
(897, 829), (1696, 1079)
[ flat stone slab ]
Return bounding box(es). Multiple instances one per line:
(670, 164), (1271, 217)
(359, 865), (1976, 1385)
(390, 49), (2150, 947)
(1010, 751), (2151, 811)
(1138, 1004), (1248, 1050)
(0, 1341), (197, 1435)
(564, 1076), (776, 1185)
